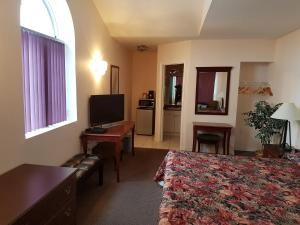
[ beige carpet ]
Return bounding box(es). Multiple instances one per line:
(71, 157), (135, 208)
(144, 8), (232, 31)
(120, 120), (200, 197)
(77, 148), (168, 225)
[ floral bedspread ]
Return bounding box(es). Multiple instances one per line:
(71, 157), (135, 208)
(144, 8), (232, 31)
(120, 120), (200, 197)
(154, 151), (300, 225)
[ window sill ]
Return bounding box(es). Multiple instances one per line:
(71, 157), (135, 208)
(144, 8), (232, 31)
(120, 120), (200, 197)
(25, 120), (76, 139)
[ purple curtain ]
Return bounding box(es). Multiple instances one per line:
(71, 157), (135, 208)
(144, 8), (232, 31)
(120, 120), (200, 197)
(22, 30), (47, 132)
(46, 39), (67, 125)
(21, 29), (66, 133)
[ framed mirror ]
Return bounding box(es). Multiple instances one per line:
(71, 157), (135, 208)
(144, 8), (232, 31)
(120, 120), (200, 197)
(195, 67), (232, 115)
(110, 65), (119, 94)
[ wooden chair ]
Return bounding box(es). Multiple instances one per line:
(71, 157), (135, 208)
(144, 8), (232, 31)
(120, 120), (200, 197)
(197, 133), (222, 154)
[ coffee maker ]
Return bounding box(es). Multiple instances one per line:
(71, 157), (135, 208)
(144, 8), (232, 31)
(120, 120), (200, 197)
(148, 90), (155, 99)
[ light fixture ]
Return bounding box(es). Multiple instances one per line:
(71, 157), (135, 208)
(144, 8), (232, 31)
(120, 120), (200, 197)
(89, 53), (108, 77)
(137, 45), (149, 52)
(271, 103), (300, 150)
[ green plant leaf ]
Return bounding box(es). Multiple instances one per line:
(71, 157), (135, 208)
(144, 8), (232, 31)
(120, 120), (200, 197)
(243, 101), (285, 144)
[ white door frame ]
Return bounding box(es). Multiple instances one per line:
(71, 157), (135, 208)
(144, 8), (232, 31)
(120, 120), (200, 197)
(154, 62), (186, 147)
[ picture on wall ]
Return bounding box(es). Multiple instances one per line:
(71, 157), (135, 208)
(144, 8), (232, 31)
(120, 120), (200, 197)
(110, 65), (119, 94)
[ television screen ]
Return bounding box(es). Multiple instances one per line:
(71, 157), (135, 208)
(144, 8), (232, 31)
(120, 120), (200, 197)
(89, 94), (124, 126)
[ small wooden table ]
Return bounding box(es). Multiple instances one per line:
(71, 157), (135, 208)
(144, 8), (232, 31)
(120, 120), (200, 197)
(80, 121), (135, 182)
(192, 122), (233, 154)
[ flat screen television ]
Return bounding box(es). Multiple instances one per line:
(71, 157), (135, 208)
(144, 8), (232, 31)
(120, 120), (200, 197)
(89, 94), (124, 126)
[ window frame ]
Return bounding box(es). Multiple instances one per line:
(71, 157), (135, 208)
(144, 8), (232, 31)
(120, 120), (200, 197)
(42, 0), (58, 37)
(20, 0), (77, 139)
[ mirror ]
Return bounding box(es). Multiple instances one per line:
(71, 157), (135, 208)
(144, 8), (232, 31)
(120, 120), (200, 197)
(195, 67), (232, 115)
(164, 64), (184, 107)
(110, 65), (119, 94)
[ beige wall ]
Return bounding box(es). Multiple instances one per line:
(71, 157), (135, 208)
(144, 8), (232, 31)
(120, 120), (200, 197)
(131, 51), (157, 122)
(0, 0), (132, 174)
(185, 40), (275, 152)
(235, 63), (272, 151)
(156, 40), (275, 152)
(235, 30), (299, 151)
(155, 41), (191, 142)
(157, 32), (300, 152)
(235, 29), (300, 151)
(270, 29), (300, 149)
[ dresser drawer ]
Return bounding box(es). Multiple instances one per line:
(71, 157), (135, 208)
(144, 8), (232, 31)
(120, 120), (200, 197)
(46, 200), (76, 225)
(14, 174), (76, 225)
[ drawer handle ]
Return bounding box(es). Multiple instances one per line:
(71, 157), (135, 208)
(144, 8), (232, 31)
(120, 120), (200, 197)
(64, 207), (72, 217)
(64, 185), (71, 195)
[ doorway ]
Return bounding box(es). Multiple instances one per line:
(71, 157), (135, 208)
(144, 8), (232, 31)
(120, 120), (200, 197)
(161, 64), (184, 149)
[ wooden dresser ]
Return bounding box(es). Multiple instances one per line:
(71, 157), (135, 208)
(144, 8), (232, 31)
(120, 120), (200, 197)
(0, 164), (77, 225)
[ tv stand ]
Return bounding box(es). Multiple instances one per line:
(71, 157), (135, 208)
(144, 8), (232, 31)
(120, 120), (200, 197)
(81, 121), (135, 182)
(85, 127), (107, 134)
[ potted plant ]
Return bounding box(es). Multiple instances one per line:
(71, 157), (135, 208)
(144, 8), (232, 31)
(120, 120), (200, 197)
(243, 101), (285, 156)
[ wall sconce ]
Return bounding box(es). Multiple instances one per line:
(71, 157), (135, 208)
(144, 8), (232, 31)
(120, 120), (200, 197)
(89, 53), (108, 78)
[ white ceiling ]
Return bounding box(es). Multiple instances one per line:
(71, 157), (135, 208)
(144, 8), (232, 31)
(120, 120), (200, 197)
(93, 0), (208, 48)
(93, 0), (300, 48)
(200, 0), (300, 39)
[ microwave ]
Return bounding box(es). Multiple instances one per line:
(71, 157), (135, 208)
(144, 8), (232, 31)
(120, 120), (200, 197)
(139, 99), (155, 108)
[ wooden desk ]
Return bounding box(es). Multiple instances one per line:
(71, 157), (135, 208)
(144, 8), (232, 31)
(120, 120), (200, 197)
(192, 122), (233, 154)
(80, 121), (135, 182)
(0, 164), (77, 225)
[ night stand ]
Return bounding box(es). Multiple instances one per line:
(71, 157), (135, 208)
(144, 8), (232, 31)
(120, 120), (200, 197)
(263, 144), (285, 158)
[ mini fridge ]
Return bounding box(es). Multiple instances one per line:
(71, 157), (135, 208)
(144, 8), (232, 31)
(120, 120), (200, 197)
(136, 107), (155, 135)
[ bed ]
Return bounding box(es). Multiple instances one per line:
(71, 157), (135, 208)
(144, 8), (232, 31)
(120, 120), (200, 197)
(154, 150), (300, 225)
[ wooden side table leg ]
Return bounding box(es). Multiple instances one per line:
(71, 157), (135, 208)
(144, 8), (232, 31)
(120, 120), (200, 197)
(113, 157), (116, 171)
(192, 127), (196, 152)
(115, 141), (122, 182)
(81, 135), (88, 156)
(223, 131), (226, 155)
(132, 126), (135, 156)
(215, 142), (219, 154)
(227, 130), (231, 155)
(98, 163), (103, 186)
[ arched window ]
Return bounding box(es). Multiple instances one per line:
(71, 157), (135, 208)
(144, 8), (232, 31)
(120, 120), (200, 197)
(20, 0), (76, 138)
(21, 0), (57, 37)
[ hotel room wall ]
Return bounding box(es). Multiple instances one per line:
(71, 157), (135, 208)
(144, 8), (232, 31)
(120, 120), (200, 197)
(0, 0), (24, 175)
(235, 63), (272, 152)
(185, 40), (275, 152)
(270, 29), (300, 149)
(157, 40), (275, 152)
(155, 41), (191, 144)
(131, 51), (157, 122)
(0, 0), (132, 174)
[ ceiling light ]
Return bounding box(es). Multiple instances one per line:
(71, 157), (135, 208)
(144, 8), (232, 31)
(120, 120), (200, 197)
(137, 45), (149, 52)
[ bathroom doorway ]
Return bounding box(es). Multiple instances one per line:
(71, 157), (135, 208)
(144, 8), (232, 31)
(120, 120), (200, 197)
(162, 64), (184, 149)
